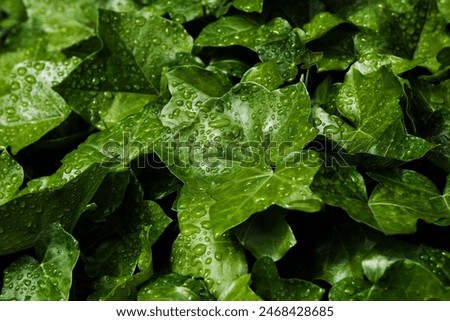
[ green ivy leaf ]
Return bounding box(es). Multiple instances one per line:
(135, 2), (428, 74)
(160, 66), (231, 130)
(0, 150), (23, 205)
(143, 0), (226, 22)
(437, 0), (450, 21)
(163, 81), (317, 182)
(242, 60), (284, 90)
(87, 175), (172, 300)
(362, 243), (450, 285)
(138, 273), (213, 301)
(301, 13), (355, 72)
(313, 64), (434, 161)
(208, 153), (322, 236)
(232, 0), (264, 13)
(331, 261), (450, 300)
(160, 79), (321, 236)
(315, 224), (450, 300)
(83, 170), (131, 222)
(0, 164), (107, 255)
(207, 59), (250, 79)
(195, 15), (292, 51)
(313, 225), (376, 285)
(234, 207), (296, 261)
(0, 58), (80, 153)
(311, 163), (380, 230)
(218, 274), (262, 301)
(415, 80), (450, 172)
(256, 29), (305, 81)
(368, 170), (450, 234)
(171, 188), (247, 299)
(414, 2), (450, 73)
(252, 257), (324, 300)
(22, 0), (96, 50)
(301, 12), (344, 43)
(0, 223), (79, 300)
(0, 105), (167, 255)
(56, 9), (193, 129)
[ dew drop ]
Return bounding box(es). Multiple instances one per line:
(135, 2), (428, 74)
(25, 75), (36, 84)
(420, 254), (429, 261)
(34, 62), (45, 71)
(209, 118), (231, 129)
(10, 81), (20, 90)
(17, 67), (27, 76)
(344, 285), (356, 295)
(200, 221), (212, 229)
(152, 37), (162, 45)
(193, 244), (207, 255)
(173, 14), (186, 24)
(313, 118), (322, 126)
(181, 224), (200, 236)
(172, 108), (180, 117)
(135, 17), (146, 27)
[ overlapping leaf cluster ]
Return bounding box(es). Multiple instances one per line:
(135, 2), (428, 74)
(0, 0), (449, 300)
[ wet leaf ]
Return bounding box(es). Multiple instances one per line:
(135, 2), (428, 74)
(217, 274), (262, 301)
(234, 207), (296, 261)
(138, 273), (213, 301)
(207, 152), (322, 235)
(142, 0), (225, 22)
(256, 29), (305, 81)
(86, 175), (172, 300)
(252, 257), (324, 300)
(414, 2), (450, 73)
(0, 58), (80, 153)
(232, 0), (264, 13)
(171, 188), (247, 299)
(368, 170), (450, 234)
(0, 223), (79, 301)
(0, 150), (23, 205)
(56, 9), (193, 129)
(0, 105), (167, 255)
(312, 63), (434, 161)
(301, 12), (345, 43)
(196, 15), (292, 51)
(315, 224), (450, 300)
(241, 60), (284, 90)
(331, 261), (450, 300)
(160, 66), (231, 130)
(311, 163), (380, 230)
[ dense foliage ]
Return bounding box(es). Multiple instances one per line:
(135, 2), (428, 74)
(0, 0), (449, 300)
